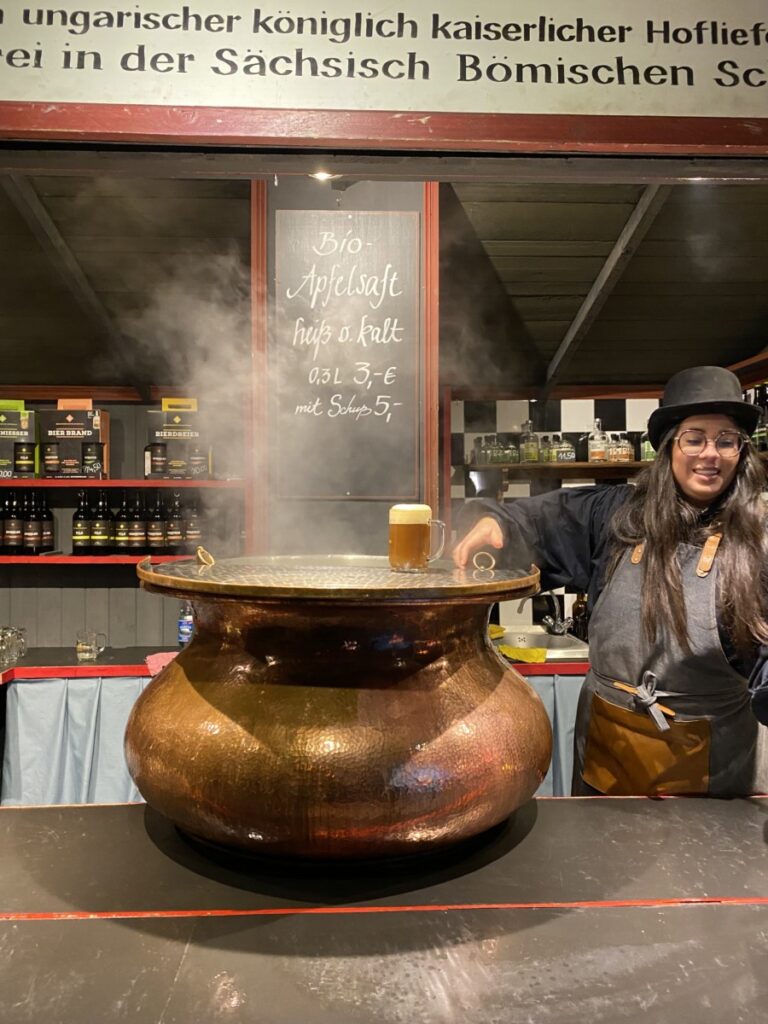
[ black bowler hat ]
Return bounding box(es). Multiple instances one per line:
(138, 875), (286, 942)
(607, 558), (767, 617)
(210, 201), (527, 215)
(647, 365), (759, 450)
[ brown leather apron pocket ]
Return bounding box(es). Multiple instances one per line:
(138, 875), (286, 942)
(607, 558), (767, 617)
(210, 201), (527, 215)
(582, 693), (711, 796)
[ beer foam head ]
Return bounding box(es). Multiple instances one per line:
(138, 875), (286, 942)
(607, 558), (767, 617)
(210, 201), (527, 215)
(389, 503), (432, 525)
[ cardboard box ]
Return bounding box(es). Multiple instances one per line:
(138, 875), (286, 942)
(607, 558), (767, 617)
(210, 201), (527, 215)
(145, 398), (212, 480)
(38, 404), (110, 478)
(0, 401), (38, 478)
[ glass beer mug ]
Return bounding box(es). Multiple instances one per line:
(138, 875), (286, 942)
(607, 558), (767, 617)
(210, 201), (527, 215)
(75, 629), (107, 663)
(388, 504), (445, 573)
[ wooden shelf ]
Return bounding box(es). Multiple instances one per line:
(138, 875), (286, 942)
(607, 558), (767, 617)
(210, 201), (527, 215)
(471, 461), (647, 478)
(0, 555), (192, 565)
(0, 479), (245, 489)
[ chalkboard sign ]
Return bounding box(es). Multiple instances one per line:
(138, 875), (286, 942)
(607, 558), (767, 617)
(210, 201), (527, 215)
(273, 210), (420, 499)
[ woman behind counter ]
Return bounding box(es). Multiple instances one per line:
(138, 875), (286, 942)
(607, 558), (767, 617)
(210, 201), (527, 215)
(453, 366), (768, 796)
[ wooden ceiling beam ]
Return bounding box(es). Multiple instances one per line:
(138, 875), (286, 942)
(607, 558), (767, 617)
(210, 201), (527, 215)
(0, 173), (125, 352)
(544, 184), (672, 393)
(0, 173), (156, 397)
(0, 149), (768, 184)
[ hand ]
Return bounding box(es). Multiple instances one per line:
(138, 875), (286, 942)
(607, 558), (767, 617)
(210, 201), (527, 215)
(452, 516), (504, 568)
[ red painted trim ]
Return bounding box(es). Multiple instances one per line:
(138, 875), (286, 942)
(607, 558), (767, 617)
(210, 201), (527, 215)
(440, 386), (453, 538)
(0, 555), (190, 565)
(247, 181), (268, 555)
(423, 183), (440, 514)
(3, 895), (768, 923)
(516, 661), (589, 675)
(1, 664), (149, 684)
(0, 385), (145, 402)
(1, 104), (768, 155)
(0, 479), (244, 489)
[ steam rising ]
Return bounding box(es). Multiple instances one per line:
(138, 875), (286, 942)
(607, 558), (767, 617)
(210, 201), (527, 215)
(99, 176), (428, 558)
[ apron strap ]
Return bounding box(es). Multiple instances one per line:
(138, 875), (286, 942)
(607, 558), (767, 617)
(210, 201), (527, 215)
(696, 532), (722, 578)
(631, 535), (722, 576)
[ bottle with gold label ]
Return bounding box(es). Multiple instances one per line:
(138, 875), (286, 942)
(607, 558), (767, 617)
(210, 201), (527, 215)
(90, 489), (114, 556)
(71, 490), (91, 555)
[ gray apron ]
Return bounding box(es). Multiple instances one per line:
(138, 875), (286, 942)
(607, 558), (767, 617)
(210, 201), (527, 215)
(572, 541), (765, 796)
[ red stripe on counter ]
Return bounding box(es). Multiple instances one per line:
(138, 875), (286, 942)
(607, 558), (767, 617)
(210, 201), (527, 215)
(515, 662), (589, 675)
(0, 662), (589, 683)
(4, 896), (768, 922)
(0, 665), (150, 684)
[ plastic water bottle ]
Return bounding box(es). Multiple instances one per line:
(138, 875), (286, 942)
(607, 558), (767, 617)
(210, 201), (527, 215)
(177, 602), (194, 647)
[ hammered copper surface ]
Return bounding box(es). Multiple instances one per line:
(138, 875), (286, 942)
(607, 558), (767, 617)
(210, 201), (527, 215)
(127, 557), (551, 859)
(137, 554), (540, 602)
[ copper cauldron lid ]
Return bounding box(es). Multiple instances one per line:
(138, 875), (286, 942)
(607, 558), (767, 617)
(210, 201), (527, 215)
(137, 553), (540, 602)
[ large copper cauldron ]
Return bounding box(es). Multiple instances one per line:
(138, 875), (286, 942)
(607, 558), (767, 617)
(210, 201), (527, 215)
(128, 555), (551, 859)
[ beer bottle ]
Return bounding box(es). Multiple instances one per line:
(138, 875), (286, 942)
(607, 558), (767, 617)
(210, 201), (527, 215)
(127, 492), (147, 551)
(22, 490), (43, 555)
(146, 491), (167, 556)
(72, 490), (91, 555)
(39, 491), (54, 553)
(13, 442), (35, 477)
(571, 592), (589, 643)
(0, 491), (5, 555)
(113, 490), (131, 552)
(183, 497), (203, 555)
(90, 489), (114, 555)
(165, 491), (184, 555)
(4, 491), (23, 554)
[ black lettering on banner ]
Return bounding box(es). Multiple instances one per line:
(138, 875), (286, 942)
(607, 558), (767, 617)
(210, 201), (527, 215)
(273, 210), (420, 499)
(715, 60), (767, 87)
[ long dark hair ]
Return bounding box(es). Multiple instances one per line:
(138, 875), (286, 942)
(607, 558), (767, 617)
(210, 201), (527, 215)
(608, 428), (768, 654)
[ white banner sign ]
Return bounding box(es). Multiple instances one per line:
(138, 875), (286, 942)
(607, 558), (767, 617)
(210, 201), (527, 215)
(1, 1), (767, 117)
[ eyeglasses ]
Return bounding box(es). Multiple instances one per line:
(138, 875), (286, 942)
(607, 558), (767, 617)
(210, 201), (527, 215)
(674, 429), (746, 458)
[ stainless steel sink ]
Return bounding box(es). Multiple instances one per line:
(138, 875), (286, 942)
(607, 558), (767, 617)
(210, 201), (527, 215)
(496, 629), (589, 660)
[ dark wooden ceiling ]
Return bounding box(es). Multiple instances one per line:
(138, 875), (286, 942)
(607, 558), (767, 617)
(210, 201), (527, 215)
(0, 173), (765, 392)
(452, 181), (768, 389)
(0, 175), (251, 389)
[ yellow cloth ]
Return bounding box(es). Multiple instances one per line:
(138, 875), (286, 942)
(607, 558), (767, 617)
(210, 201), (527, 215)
(497, 644), (547, 664)
(487, 624), (506, 640)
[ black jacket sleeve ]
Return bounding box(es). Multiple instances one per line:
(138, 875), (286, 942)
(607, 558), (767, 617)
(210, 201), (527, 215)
(465, 484), (633, 609)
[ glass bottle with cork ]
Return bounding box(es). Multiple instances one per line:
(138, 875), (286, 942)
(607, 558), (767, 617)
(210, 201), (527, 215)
(587, 418), (608, 463)
(519, 420), (539, 464)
